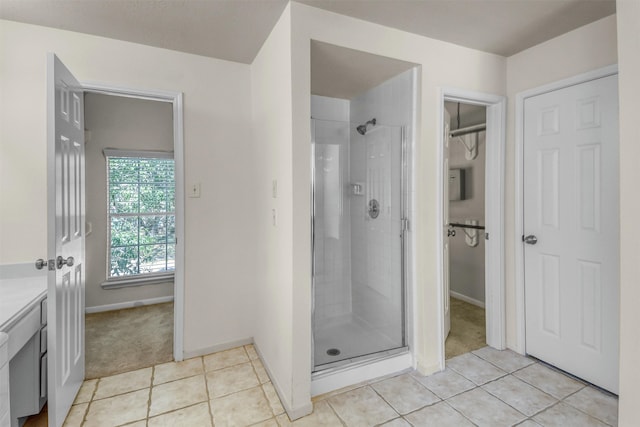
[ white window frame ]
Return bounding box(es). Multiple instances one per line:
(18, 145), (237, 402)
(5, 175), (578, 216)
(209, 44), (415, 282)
(102, 148), (175, 289)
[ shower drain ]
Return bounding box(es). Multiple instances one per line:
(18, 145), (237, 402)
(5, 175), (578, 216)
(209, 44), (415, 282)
(326, 348), (341, 356)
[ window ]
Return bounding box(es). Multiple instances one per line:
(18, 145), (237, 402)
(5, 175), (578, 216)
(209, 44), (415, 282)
(105, 149), (175, 282)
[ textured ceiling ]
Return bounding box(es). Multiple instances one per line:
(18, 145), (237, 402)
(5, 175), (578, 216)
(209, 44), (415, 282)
(0, 0), (615, 64)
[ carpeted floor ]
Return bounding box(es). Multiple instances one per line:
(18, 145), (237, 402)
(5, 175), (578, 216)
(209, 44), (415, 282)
(85, 302), (174, 379)
(445, 297), (486, 359)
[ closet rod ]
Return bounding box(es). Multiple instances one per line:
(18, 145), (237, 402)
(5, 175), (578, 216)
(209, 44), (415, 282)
(450, 123), (486, 138)
(449, 222), (485, 230)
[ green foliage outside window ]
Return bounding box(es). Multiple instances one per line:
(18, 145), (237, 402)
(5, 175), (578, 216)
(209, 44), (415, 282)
(108, 156), (175, 278)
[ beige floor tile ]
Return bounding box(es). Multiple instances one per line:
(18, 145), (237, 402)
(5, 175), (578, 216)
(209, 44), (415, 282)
(150, 374), (208, 416)
(447, 388), (526, 427)
(513, 364), (584, 399)
(206, 362), (259, 398)
(370, 374), (440, 415)
(411, 368), (475, 400)
(204, 347), (249, 371)
(245, 344), (259, 360)
(534, 402), (609, 427)
(446, 353), (507, 386)
(122, 422), (147, 427)
(483, 375), (557, 416)
(63, 403), (88, 427)
(84, 388), (149, 427)
(263, 382), (285, 415)
(404, 401), (475, 427)
(94, 367), (152, 400)
(211, 386), (273, 427)
(517, 421), (543, 427)
(251, 419), (279, 427)
(380, 418), (411, 427)
(472, 347), (535, 373)
(564, 387), (618, 426)
(327, 386), (397, 427)
(275, 400), (342, 427)
(74, 379), (98, 404)
(252, 358), (270, 384)
(148, 402), (212, 427)
(153, 357), (203, 385)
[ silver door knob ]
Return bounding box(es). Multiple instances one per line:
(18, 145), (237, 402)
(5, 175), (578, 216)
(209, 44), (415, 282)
(57, 255), (74, 269)
(524, 235), (538, 245)
(35, 258), (48, 270)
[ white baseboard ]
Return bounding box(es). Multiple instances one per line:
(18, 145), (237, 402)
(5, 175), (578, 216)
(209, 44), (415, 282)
(85, 295), (174, 314)
(182, 337), (253, 360)
(450, 291), (485, 308)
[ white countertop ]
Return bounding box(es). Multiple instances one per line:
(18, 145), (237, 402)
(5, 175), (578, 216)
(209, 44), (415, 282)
(0, 265), (47, 332)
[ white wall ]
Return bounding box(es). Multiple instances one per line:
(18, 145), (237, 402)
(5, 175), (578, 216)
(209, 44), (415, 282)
(616, 0), (640, 424)
(0, 20), (255, 356)
(289, 3), (506, 414)
(505, 15), (618, 349)
(84, 93), (174, 308)
(250, 4), (308, 418)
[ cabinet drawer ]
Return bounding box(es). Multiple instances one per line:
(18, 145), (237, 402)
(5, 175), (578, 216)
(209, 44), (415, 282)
(7, 305), (40, 360)
(40, 326), (47, 354)
(41, 298), (47, 326)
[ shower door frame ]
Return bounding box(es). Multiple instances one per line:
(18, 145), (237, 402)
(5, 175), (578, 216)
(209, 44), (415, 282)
(310, 119), (410, 373)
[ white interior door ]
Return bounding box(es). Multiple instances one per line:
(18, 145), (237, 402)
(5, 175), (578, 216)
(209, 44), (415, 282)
(523, 74), (619, 393)
(443, 109), (451, 339)
(47, 53), (85, 427)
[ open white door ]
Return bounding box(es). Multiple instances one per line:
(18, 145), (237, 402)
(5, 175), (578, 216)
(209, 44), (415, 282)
(443, 109), (451, 339)
(523, 74), (619, 393)
(47, 53), (85, 427)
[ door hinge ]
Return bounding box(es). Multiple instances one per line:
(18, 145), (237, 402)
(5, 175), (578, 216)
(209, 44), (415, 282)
(401, 218), (410, 232)
(485, 233), (490, 240)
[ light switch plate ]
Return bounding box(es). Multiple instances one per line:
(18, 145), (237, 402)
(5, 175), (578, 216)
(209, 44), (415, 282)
(189, 183), (201, 198)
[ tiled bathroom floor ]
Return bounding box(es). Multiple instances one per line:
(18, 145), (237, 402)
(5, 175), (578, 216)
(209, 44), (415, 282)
(61, 344), (618, 427)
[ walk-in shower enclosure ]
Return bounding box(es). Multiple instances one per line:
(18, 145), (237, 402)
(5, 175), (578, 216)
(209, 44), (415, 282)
(311, 68), (415, 372)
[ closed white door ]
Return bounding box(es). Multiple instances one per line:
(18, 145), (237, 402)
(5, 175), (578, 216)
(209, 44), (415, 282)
(47, 54), (85, 427)
(443, 109), (451, 338)
(524, 74), (619, 393)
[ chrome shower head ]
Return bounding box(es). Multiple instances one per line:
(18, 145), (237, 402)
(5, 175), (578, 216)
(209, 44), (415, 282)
(356, 118), (376, 135)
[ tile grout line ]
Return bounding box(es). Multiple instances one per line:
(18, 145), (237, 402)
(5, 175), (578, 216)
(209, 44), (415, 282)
(146, 365), (155, 423)
(200, 356), (215, 426)
(79, 378), (100, 426)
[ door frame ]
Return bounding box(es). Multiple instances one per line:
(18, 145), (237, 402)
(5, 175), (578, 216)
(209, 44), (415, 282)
(513, 64), (618, 354)
(81, 81), (186, 361)
(437, 88), (507, 366)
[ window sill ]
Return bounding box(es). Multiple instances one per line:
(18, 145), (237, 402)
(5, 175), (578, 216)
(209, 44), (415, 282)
(101, 273), (174, 290)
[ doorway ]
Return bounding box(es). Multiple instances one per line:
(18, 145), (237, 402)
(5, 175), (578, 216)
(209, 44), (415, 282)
(444, 101), (487, 359)
(438, 89), (506, 367)
(83, 92), (177, 378)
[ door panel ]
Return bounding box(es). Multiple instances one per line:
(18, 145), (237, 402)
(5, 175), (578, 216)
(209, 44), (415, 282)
(47, 54), (85, 427)
(524, 74), (619, 393)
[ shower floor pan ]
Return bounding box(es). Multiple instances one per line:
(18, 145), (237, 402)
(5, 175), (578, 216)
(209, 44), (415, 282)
(313, 317), (401, 369)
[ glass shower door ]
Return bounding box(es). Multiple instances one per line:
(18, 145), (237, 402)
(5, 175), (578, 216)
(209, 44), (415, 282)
(312, 119), (406, 371)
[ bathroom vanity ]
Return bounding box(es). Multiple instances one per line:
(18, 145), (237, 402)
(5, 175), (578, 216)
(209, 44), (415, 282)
(0, 265), (48, 427)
